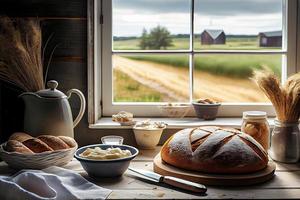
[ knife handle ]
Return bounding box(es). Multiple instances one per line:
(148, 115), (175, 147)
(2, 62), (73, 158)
(162, 176), (207, 193)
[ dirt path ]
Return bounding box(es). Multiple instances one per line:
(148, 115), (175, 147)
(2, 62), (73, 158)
(113, 56), (268, 102)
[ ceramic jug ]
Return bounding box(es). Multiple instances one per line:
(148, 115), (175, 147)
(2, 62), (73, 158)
(19, 80), (86, 138)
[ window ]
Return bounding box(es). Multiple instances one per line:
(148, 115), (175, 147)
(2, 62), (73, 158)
(94, 0), (298, 118)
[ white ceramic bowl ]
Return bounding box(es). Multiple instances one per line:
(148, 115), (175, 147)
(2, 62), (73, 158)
(75, 144), (139, 178)
(133, 127), (165, 149)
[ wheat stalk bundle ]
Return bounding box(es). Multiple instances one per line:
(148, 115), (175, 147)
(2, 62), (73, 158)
(253, 69), (300, 123)
(0, 16), (44, 92)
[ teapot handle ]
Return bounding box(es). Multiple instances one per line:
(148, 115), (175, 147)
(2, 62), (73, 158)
(67, 89), (86, 128)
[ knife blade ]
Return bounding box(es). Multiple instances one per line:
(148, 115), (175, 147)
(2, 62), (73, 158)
(128, 167), (207, 193)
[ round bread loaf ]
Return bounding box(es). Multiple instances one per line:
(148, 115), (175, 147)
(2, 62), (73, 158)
(161, 126), (268, 174)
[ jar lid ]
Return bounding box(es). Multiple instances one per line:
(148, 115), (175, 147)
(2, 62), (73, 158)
(35, 80), (66, 98)
(243, 111), (267, 119)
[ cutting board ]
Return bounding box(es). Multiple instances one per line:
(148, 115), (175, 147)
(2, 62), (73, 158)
(153, 153), (276, 186)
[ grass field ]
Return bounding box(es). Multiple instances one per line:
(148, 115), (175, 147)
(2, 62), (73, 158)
(123, 54), (281, 78)
(113, 37), (280, 50)
(113, 56), (270, 103)
(114, 69), (166, 102)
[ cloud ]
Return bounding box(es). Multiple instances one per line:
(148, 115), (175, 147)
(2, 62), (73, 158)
(196, 0), (282, 16)
(114, 0), (282, 16)
(113, 0), (283, 36)
(114, 0), (189, 14)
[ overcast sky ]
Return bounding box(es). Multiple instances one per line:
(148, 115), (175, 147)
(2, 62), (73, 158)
(113, 0), (283, 37)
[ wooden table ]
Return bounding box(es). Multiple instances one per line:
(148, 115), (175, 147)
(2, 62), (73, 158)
(1, 147), (300, 199)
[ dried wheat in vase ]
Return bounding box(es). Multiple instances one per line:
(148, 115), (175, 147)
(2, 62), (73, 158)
(253, 70), (300, 123)
(0, 17), (44, 92)
(253, 69), (300, 163)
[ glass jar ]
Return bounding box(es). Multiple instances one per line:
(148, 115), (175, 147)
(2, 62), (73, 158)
(241, 111), (270, 151)
(269, 120), (300, 163)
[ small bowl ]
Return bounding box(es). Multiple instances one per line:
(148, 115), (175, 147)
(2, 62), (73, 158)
(133, 126), (165, 149)
(158, 104), (190, 118)
(74, 144), (139, 178)
(192, 102), (221, 120)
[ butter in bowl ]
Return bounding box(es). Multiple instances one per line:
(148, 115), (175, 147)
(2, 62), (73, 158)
(75, 144), (139, 178)
(133, 120), (167, 149)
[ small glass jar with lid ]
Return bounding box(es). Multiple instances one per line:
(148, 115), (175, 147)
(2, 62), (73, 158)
(241, 111), (270, 151)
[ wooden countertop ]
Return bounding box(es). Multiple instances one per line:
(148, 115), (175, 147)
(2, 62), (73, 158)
(1, 147), (300, 199)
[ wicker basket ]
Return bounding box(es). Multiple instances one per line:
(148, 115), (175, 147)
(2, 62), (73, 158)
(0, 142), (77, 169)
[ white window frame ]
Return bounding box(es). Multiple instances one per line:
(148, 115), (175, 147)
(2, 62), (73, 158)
(88, 0), (298, 122)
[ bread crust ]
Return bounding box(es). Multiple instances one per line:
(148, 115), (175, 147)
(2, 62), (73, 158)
(6, 133), (77, 154)
(37, 135), (69, 150)
(161, 126), (268, 174)
(23, 138), (53, 153)
(9, 132), (33, 143)
(5, 140), (34, 154)
(58, 136), (77, 148)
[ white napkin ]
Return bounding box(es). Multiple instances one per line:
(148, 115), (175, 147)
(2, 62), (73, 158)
(0, 166), (112, 200)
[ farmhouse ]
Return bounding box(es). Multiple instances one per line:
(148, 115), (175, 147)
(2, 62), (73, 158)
(201, 29), (226, 45)
(259, 31), (282, 47)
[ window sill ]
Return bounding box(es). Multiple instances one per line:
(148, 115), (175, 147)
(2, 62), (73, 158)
(89, 117), (276, 129)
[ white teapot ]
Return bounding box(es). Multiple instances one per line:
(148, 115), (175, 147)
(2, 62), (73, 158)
(19, 80), (86, 138)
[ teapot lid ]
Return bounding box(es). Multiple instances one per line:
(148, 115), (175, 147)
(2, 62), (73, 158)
(36, 80), (67, 98)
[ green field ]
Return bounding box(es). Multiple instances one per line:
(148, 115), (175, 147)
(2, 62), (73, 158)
(114, 69), (165, 102)
(113, 37), (280, 50)
(123, 54), (281, 78)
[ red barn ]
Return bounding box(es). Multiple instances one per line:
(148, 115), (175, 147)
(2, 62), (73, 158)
(259, 31), (282, 47)
(201, 29), (226, 45)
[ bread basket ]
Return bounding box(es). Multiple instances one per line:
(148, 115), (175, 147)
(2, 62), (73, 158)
(0, 142), (77, 169)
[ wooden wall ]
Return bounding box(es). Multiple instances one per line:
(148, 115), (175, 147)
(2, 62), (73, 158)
(0, 0), (88, 143)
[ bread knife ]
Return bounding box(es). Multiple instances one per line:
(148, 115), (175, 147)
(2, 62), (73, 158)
(128, 167), (207, 193)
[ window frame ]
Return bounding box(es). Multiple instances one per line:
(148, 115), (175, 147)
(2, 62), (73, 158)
(88, 0), (298, 123)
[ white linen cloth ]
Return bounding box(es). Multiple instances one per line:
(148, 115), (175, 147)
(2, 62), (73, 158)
(0, 166), (112, 200)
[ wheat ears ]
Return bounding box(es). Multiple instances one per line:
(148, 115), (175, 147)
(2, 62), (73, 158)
(253, 69), (300, 123)
(0, 17), (44, 92)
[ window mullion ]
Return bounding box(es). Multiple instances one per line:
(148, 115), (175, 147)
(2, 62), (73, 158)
(189, 0), (195, 102)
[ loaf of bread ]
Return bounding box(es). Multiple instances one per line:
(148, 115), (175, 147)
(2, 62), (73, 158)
(23, 138), (54, 153)
(58, 136), (77, 148)
(38, 135), (69, 150)
(5, 132), (77, 154)
(5, 140), (34, 154)
(9, 132), (33, 143)
(161, 126), (268, 174)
